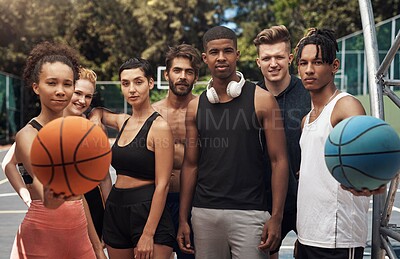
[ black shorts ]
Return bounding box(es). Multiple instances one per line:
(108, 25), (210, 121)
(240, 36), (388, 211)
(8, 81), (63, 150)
(296, 241), (364, 259)
(103, 184), (175, 249)
(166, 193), (195, 259)
(270, 210), (297, 254)
(84, 186), (104, 239)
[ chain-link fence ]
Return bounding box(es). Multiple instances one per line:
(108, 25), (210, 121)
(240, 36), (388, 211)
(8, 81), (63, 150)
(0, 72), (23, 144)
(337, 14), (400, 95)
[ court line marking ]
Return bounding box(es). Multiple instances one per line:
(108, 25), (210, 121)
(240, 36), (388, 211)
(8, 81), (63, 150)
(0, 210), (27, 214)
(393, 207), (400, 213)
(0, 193), (17, 197)
(280, 245), (295, 250)
(0, 178), (9, 185)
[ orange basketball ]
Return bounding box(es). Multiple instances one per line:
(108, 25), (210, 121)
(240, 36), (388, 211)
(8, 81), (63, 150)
(30, 116), (111, 196)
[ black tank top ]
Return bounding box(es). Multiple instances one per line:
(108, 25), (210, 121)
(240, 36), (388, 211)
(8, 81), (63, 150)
(111, 112), (160, 180)
(29, 119), (43, 131)
(194, 81), (268, 210)
(18, 119), (43, 184)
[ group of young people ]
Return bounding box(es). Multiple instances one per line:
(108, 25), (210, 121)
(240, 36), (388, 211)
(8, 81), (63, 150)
(2, 24), (386, 259)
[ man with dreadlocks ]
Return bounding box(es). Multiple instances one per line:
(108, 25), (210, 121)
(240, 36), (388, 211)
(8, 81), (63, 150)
(295, 28), (385, 259)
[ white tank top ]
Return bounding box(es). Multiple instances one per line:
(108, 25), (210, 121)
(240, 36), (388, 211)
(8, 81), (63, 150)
(297, 92), (369, 248)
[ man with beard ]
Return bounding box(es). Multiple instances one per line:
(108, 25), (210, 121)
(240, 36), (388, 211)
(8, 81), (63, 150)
(153, 44), (201, 259)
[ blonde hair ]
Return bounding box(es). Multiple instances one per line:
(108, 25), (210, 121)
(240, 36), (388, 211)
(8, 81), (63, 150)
(253, 25), (291, 54)
(79, 67), (97, 84)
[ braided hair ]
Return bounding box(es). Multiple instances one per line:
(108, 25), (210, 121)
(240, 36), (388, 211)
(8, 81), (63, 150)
(295, 28), (338, 65)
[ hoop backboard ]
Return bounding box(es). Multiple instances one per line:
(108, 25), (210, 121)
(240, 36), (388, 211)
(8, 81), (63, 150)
(157, 66), (168, 90)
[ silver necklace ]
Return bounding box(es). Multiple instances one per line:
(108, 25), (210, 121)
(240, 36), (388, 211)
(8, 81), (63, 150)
(310, 89), (339, 117)
(325, 89), (338, 106)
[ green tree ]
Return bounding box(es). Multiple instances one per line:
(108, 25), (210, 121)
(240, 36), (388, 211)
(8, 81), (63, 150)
(66, 0), (146, 80)
(0, 0), (75, 123)
(270, 0), (399, 47)
(0, 0), (74, 75)
(1, 0), (399, 133)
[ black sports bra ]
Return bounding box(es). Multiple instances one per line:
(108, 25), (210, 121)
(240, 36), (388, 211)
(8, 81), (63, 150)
(111, 112), (160, 180)
(18, 119), (43, 184)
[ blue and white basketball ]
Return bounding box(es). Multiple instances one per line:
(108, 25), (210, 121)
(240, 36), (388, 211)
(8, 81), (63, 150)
(325, 115), (400, 191)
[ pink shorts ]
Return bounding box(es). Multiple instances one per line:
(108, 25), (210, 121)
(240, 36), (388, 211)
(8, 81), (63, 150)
(10, 200), (95, 259)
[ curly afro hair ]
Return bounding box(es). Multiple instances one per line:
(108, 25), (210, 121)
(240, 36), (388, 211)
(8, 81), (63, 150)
(23, 41), (80, 88)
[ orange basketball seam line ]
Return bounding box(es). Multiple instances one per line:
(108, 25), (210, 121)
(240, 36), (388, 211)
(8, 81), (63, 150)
(73, 124), (97, 162)
(31, 150), (111, 167)
(74, 167), (107, 182)
(69, 123), (99, 193)
(35, 134), (56, 186)
(32, 117), (111, 196)
(60, 118), (75, 196)
(66, 121), (99, 195)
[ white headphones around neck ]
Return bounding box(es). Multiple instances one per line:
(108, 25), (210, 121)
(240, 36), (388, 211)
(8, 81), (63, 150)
(206, 71), (245, 104)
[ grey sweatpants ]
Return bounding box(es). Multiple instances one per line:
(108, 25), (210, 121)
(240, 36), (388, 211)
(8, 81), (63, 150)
(191, 207), (271, 259)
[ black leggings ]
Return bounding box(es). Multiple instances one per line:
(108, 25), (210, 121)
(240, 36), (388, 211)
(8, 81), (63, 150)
(84, 186), (104, 239)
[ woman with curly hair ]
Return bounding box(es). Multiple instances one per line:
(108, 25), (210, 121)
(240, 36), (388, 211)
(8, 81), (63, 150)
(10, 42), (105, 259)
